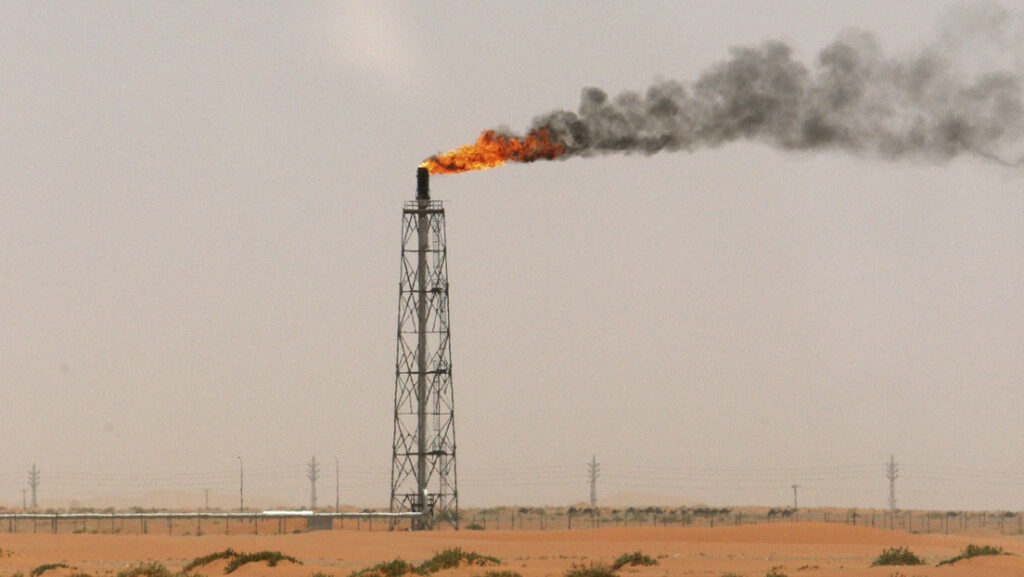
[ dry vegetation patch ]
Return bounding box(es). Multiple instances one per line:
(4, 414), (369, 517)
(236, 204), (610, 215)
(30, 563), (70, 577)
(936, 544), (1007, 566)
(870, 547), (926, 567)
(610, 552), (657, 571)
(183, 549), (239, 573)
(348, 559), (421, 577)
(347, 549), (500, 577)
(179, 549), (300, 575)
(116, 562), (177, 577)
(223, 551), (300, 573)
(563, 564), (616, 577)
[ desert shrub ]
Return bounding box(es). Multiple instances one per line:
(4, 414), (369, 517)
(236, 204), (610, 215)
(183, 549), (239, 571)
(563, 564), (615, 577)
(720, 573), (742, 577)
(765, 568), (787, 577)
(223, 551), (300, 573)
(611, 552), (657, 570)
(349, 550), (499, 577)
(348, 559), (420, 577)
(115, 562), (174, 577)
(465, 523), (485, 531)
(31, 564), (69, 577)
(870, 547), (926, 566)
(419, 549), (499, 573)
(476, 572), (520, 577)
(311, 573), (335, 577)
(936, 544), (1005, 566)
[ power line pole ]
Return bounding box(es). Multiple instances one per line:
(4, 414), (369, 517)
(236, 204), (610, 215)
(791, 483), (800, 511)
(28, 464), (40, 509)
(237, 456), (244, 512)
(308, 456), (320, 511)
(334, 455), (340, 513)
(21, 489), (26, 510)
(887, 454), (899, 519)
(587, 455), (599, 508)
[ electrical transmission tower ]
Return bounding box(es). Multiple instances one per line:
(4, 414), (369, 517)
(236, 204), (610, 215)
(28, 464), (39, 509)
(308, 456), (320, 510)
(791, 483), (800, 510)
(887, 455), (899, 512)
(390, 168), (458, 530)
(588, 456), (599, 508)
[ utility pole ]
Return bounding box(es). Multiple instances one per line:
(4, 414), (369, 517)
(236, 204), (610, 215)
(205, 488), (209, 511)
(21, 489), (26, 510)
(237, 456), (244, 512)
(791, 483), (800, 511)
(887, 455), (899, 518)
(308, 456), (320, 511)
(334, 455), (339, 513)
(587, 455), (600, 508)
(28, 465), (40, 509)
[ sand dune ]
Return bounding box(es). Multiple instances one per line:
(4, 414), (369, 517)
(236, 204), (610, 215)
(1, 523), (1021, 577)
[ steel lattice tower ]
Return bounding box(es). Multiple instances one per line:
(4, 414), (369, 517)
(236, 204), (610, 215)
(390, 167), (458, 530)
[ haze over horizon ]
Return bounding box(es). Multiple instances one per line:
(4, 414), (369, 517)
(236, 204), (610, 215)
(2, 1), (1023, 512)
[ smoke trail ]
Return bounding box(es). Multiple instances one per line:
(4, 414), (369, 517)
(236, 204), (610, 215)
(525, 8), (1024, 167)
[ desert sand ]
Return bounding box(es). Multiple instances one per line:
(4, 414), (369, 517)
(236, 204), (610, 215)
(1, 523), (1022, 577)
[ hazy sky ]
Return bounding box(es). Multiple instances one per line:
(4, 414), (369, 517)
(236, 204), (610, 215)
(2, 1), (1022, 511)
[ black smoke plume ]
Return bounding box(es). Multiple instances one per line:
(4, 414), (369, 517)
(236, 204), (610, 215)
(526, 7), (1024, 167)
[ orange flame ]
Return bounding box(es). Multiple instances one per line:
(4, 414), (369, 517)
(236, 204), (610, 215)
(420, 127), (565, 174)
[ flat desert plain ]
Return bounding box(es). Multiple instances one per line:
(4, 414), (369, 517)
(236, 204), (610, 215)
(1, 523), (1022, 577)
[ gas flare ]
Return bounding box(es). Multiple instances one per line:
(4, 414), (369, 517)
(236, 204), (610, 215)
(420, 127), (565, 174)
(421, 5), (1024, 173)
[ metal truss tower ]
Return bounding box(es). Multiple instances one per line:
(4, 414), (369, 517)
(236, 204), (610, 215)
(390, 167), (458, 530)
(887, 454), (899, 512)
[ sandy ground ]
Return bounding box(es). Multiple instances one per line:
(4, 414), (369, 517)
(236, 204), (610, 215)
(1, 523), (1022, 577)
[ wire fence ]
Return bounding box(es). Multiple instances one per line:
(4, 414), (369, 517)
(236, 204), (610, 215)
(459, 506), (1024, 536)
(1, 506), (1021, 536)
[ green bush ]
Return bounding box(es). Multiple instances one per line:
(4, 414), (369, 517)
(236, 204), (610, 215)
(475, 572), (520, 577)
(870, 547), (926, 566)
(936, 544), (1005, 566)
(223, 551), (300, 573)
(611, 552), (657, 570)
